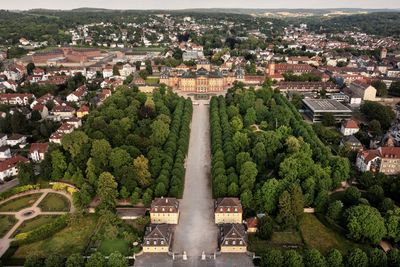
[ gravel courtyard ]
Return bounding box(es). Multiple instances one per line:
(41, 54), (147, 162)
(172, 100), (218, 257)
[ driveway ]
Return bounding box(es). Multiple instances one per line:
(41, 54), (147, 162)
(0, 179), (19, 193)
(172, 100), (218, 257)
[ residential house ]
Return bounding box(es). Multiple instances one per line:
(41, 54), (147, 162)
(340, 119), (359, 136)
(348, 81), (377, 101)
(52, 105), (75, 120)
(6, 134), (27, 147)
(29, 143), (49, 162)
(66, 117), (82, 129)
(143, 224), (172, 253)
(0, 134), (7, 146)
(246, 217), (258, 234)
(340, 135), (363, 151)
(103, 66), (113, 78)
(66, 85), (87, 102)
(219, 224), (247, 253)
(0, 146), (11, 160)
(0, 93), (34, 106)
(77, 105), (89, 118)
(0, 155), (29, 181)
(49, 132), (63, 144)
(150, 197), (179, 224)
(32, 104), (49, 119)
(356, 147), (400, 175)
(215, 198), (243, 224)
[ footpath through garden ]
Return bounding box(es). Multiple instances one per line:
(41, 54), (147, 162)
(0, 188), (75, 257)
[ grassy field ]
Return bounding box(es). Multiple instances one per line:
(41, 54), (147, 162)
(248, 231), (303, 254)
(98, 239), (130, 256)
(12, 216), (97, 258)
(0, 193), (42, 212)
(299, 214), (357, 254)
(14, 215), (59, 236)
(0, 215), (17, 238)
(38, 193), (70, 212)
(145, 77), (160, 85)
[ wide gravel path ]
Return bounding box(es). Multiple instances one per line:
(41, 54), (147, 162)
(172, 100), (218, 256)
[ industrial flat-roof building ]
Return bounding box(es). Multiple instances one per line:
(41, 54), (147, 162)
(302, 99), (352, 123)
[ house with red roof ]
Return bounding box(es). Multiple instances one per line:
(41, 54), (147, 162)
(340, 119), (359, 136)
(29, 143), (48, 162)
(356, 147), (400, 175)
(52, 104), (75, 120)
(0, 93), (34, 106)
(0, 155), (29, 181)
(77, 105), (89, 118)
(32, 104), (49, 119)
(215, 198), (243, 224)
(66, 85), (88, 102)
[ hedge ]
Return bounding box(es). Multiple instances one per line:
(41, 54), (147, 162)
(12, 215), (69, 246)
(0, 184), (40, 201)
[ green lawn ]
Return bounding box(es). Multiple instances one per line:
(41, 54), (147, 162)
(12, 216), (97, 258)
(38, 193), (70, 212)
(248, 231), (303, 254)
(0, 194), (42, 212)
(299, 214), (357, 254)
(14, 215), (59, 236)
(145, 78), (159, 85)
(98, 239), (130, 256)
(0, 215), (17, 238)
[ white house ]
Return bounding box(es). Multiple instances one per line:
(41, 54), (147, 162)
(6, 134), (27, 147)
(0, 155), (29, 181)
(32, 104), (49, 119)
(29, 143), (49, 162)
(0, 134), (7, 147)
(66, 85), (87, 103)
(103, 67), (113, 78)
(0, 146), (11, 160)
(341, 119), (360, 136)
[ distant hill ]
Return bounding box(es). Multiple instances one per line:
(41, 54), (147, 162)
(22, 8), (400, 17)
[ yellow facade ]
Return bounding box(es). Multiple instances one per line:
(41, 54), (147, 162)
(215, 213), (242, 224)
(161, 75), (227, 92)
(220, 246), (247, 253)
(380, 158), (400, 175)
(143, 246), (169, 253)
(150, 212), (179, 224)
(76, 111), (89, 118)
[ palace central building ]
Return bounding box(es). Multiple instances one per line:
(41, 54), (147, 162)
(160, 60), (251, 93)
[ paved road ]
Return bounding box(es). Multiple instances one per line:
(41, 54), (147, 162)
(0, 179), (19, 193)
(172, 101), (218, 257)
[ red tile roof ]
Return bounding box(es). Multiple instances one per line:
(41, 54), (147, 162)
(0, 155), (29, 172)
(29, 143), (48, 154)
(343, 119), (359, 129)
(215, 198), (242, 213)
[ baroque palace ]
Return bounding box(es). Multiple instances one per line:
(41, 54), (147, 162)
(160, 59), (264, 93)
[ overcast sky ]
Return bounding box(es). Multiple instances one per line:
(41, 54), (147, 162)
(2, 0), (400, 10)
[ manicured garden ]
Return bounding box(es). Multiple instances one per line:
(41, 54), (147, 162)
(38, 193), (70, 212)
(11, 216), (97, 258)
(13, 215), (59, 236)
(0, 193), (42, 212)
(0, 215), (17, 238)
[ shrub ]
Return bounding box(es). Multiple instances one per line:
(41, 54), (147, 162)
(12, 215), (69, 246)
